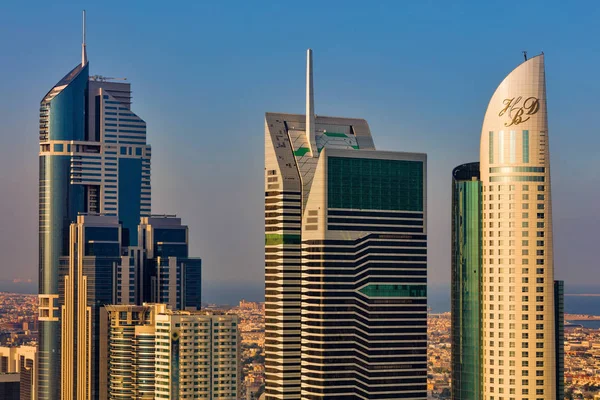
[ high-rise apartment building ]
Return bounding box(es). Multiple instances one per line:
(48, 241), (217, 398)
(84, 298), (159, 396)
(100, 304), (240, 399)
(265, 50), (427, 400)
(38, 14), (150, 399)
(451, 162), (482, 400)
(480, 54), (559, 400)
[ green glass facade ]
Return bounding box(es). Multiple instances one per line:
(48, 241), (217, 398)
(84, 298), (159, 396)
(327, 157), (423, 211)
(451, 162), (482, 400)
(359, 284), (426, 298)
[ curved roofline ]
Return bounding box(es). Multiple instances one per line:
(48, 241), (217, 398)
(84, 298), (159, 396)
(41, 63), (87, 103)
(452, 162), (480, 181)
(480, 53), (545, 133)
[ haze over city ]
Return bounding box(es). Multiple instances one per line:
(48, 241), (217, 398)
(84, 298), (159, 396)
(1, 0), (599, 304)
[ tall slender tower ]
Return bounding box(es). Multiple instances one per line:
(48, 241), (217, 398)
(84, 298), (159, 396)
(451, 162), (482, 400)
(265, 50), (427, 400)
(37, 13), (151, 399)
(480, 54), (556, 400)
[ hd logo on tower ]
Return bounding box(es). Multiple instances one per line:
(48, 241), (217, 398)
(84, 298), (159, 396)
(499, 96), (540, 127)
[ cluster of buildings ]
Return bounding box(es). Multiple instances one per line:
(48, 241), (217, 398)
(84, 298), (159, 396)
(564, 326), (600, 397)
(0, 294), (38, 346)
(450, 54), (566, 400)
(261, 35), (564, 400)
(30, 13), (238, 400)
(0, 9), (585, 400)
(428, 313), (452, 397)
(229, 301), (266, 400)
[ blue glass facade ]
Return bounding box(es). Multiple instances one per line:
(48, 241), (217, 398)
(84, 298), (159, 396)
(184, 259), (202, 309)
(38, 63), (89, 400)
(118, 158), (142, 246)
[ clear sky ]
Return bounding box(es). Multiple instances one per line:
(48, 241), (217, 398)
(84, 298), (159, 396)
(1, 0), (599, 302)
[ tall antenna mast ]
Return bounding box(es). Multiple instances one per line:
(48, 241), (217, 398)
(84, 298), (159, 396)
(82, 10), (88, 66)
(305, 49), (316, 156)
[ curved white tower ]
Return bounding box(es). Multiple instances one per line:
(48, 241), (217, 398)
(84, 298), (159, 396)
(480, 54), (556, 400)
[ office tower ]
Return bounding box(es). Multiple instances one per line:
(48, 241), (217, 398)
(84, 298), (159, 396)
(480, 54), (557, 399)
(138, 216), (202, 309)
(0, 346), (37, 400)
(554, 280), (564, 400)
(101, 304), (240, 399)
(38, 13), (150, 399)
(61, 215), (124, 400)
(451, 162), (482, 400)
(265, 49), (427, 400)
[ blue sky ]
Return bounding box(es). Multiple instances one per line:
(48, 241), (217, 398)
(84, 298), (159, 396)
(1, 0), (599, 302)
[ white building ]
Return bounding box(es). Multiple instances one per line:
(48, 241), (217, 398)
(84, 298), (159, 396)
(480, 54), (558, 400)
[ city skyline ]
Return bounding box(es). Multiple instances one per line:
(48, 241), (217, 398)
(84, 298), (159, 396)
(1, 2), (600, 303)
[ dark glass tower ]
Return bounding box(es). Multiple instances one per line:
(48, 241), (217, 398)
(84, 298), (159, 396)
(38, 62), (89, 400)
(38, 40), (150, 399)
(138, 216), (202, 310)
(451, 162), (482, 400)
(555, 280), (565, 400)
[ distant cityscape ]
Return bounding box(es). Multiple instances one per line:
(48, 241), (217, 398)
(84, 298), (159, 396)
(0, 6), (598, 400)
(1, 294), (598, 399)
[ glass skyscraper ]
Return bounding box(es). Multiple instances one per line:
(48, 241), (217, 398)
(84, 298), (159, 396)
(37, 35), (150, 399)
(138, 216), (203, 310)
(451, 162), (482, 400)
(264, 50), (427, 400)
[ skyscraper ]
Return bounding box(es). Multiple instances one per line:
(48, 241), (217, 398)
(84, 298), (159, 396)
(480, 54), (558, 399)
(60, 215), (123, 400)
(451, 162), (482, 400)
(138, 216), (203, 310)
(100, 303), (240, 399)
(265, 50), (427, 400)
(37, 13), (150, 399)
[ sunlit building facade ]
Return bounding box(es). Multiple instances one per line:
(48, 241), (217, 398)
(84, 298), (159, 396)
(101, 304), (240, 399)
(38, 39), (151, 400)
(479, 54), (559, 400)
(265, 50), (427, 400)
(451, 162), (482, 400)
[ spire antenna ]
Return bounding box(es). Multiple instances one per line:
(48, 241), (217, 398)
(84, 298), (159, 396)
(522, 50), (527, 61)
(82, 10), (88, 66)
(305, 49), (316, 156)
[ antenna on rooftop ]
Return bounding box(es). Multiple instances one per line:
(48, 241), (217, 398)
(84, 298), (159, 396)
(305, 49), (316, 157)
(82, 10), (88, 66)
(522, 51), (527, 61)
